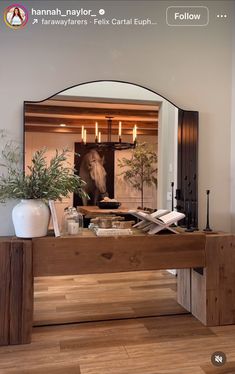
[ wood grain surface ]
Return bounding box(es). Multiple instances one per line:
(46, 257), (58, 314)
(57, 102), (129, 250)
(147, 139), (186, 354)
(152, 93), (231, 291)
(0, 313), (235, 373)
(78, 205), (131, 216)
(177, 234), (235, 327)
(33, 270), (186, 326)
(0, 239), (33, 346)
(177, 268), (191, 312)
(0, 241), (11, 345)
(191, 234), (235, 326)
(33, 233), (206, 277)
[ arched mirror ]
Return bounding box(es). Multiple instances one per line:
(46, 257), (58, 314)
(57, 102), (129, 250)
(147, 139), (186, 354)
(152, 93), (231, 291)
(24, 81), (198, 228)
(24, 80), (199, 325)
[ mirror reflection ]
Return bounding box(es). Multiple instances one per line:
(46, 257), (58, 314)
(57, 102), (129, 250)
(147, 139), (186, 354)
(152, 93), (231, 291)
(24, 81), (178, 227)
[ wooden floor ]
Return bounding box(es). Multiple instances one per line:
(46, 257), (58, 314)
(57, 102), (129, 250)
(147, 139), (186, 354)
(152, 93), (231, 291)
(1, 315), (235, 373)
(33, 270), (186, 325)
(1, 271), (235, 373)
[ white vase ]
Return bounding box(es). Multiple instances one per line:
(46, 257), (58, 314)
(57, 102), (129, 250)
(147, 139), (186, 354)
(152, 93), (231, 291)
(12, 199), (50, 238)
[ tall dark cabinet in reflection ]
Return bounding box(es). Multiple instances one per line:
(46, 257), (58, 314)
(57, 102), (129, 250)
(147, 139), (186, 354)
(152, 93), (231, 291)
(177, 110), (198, 229)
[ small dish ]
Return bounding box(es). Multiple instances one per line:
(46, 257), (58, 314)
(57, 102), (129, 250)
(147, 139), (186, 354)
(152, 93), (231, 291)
(98, 201), (121, 209)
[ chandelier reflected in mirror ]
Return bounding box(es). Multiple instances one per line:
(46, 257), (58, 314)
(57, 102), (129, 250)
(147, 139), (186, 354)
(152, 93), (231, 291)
(81, 116), (137, 150)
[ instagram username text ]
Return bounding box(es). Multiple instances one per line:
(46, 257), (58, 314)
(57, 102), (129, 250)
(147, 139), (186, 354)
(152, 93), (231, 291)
(32, 8), (95, 17)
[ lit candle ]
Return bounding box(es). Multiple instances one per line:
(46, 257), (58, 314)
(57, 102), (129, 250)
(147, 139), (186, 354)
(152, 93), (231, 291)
(81, 126), (84, 142)
(98, 131), (101, 143)
(118, 121), (122, 142)
(84, 129), (87, 144)
(68, 221), (79, 235)
(133, 125), (137, 143)
(118, 121), (122, 136)
(95, 122), (98, 141)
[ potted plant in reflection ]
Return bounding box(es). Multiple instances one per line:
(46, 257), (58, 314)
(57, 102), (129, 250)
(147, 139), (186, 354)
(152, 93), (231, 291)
(118, 142), (158, 209)
(0, 134), (87, 238)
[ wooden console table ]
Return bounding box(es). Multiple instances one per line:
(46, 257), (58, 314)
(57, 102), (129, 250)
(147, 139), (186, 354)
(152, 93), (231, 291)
(0, 238), (32, 346)
(78, 205), (132, 217)
(0, 232), (235, 346)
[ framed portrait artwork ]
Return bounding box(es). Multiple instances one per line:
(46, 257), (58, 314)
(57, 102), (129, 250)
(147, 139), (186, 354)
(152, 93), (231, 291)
(73, 143), (114, 207)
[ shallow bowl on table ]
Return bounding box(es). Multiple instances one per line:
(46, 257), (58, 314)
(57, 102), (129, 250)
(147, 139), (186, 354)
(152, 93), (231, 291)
(98, 201), (121, 209)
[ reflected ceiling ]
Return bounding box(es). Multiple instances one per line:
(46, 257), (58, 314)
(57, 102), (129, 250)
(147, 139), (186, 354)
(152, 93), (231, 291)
(25, 96), (159, 136)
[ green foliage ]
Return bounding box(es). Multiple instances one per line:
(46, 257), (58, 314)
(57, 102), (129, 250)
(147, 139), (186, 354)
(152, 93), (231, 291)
(0, 143), (88, 203)
(118, 142), (158, 207)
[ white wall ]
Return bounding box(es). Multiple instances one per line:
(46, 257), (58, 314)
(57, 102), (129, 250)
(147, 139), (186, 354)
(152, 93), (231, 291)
(0, 0), (233, 235)
(60, 81), (164, 101)
(157, 102), (178, 210)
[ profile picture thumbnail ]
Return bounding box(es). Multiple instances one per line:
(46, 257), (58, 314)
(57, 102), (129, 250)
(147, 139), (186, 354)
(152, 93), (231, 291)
(4, 4), (28, 29)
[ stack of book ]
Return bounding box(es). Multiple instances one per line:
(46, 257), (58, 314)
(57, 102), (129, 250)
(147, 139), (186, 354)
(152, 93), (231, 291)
(94, 228), (133, 237)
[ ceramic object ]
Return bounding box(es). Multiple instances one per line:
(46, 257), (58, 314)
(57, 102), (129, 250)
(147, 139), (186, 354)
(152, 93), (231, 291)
(98, 201), (121, 209)
(12, 199), (50, 238)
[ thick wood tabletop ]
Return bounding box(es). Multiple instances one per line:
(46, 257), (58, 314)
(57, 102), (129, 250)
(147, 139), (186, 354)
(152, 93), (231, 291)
(78, 205), (133, 216)
(32, 232), (206, 277)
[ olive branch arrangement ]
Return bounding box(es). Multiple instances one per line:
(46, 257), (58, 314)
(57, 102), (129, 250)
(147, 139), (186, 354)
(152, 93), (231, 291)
(0, 131), (87, 203)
